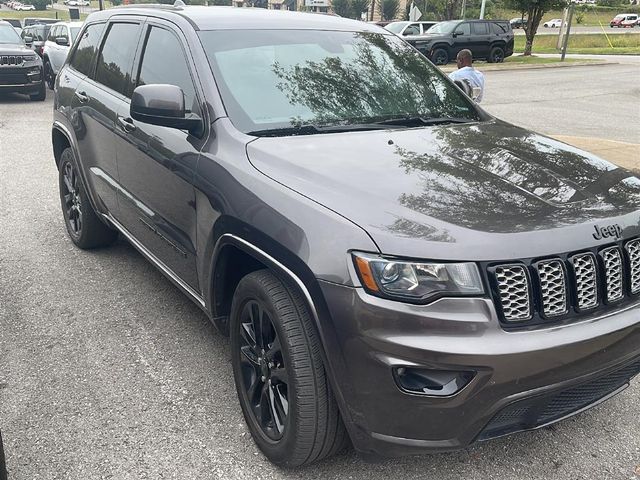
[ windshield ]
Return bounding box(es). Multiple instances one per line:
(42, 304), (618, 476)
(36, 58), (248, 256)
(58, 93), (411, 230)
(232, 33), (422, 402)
(199, 30), (480, 135)
(427, 21), (459, 34)
(71, 26), (80, 42)
(385, 22), (408, 33)
(0, 24), (21, 43)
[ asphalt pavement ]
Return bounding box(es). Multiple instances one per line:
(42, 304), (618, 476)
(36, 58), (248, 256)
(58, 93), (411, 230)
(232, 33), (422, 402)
(1, 64), (639, 480)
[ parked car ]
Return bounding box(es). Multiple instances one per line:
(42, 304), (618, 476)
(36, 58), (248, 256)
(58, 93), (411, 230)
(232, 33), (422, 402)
(543, 18), (563, 27)
(385, 20), (437, 36)
(510, 17), (526, 28)
(610, 13), (638, 27)
(0, 20), (45, 100)
(405, 19), (514, 64)
(21, 23), (51, 56)
(23, 17), (59, 27)
(15, 3), (35, 10)
(43, 21), (82, 89)
(53, 5), (640, 469)
(2, 18), (22, 34)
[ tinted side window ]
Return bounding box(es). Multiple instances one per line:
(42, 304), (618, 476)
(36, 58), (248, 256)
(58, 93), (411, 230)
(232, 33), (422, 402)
(59, 26), (69, 42)
(454, 23), (470, 36)
(404, 23), (420, 35)
(137, 26), (199, 114)
(48, 25), (58, 41)
(95, 22), (140, 96)
(69, 22), (105, 76)
(472, 22), (489, 34)
(491, 22), (507, 34)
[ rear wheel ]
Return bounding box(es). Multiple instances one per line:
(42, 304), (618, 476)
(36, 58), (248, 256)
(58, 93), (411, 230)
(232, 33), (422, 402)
(431, 47), (449, 65)
(488, 46), (505, 63)
(58, 148), (118, 249)
(230, 270), (348, 467)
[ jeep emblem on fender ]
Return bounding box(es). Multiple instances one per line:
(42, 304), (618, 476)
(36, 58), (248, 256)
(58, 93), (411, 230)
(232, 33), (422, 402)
(593, 224), (623, 240)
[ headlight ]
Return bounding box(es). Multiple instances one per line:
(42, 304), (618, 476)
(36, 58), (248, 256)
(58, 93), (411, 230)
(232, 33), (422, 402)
(23, 55), (37, 61)
(352, 252), (484, 303)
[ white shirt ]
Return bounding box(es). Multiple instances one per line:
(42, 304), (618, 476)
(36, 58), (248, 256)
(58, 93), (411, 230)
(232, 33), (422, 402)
(448, 66), (485, 103)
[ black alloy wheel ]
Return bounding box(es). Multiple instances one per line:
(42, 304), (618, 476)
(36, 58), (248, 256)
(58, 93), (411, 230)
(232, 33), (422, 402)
(238, 299), (289, 440)
(44, 61), (55, 90)
(61, 159), (83, 237)
(489, 46), (505, 63)
(431, 48), (449, 65)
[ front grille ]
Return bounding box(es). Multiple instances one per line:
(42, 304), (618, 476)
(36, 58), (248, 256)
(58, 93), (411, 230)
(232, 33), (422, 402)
(478, 358), (640, 441)
(493, 265), (531, 321)
(537, 260), (568, 317)
(572, 253), (598, 310)
(601, 247), (624, 302)
(0, 73), (28, 85)
(626, 239), (640, 294)
(0, 55), (24, 66)
(489, 238), (639, 325)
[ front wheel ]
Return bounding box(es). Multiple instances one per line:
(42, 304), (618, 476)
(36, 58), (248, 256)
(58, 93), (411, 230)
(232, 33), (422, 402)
(230, 270), (348, 467)
(29, 80), (46, 101)
(431, 47), (449, 65)
(58, 148), (118, 249)
(44, 61), (55, 90)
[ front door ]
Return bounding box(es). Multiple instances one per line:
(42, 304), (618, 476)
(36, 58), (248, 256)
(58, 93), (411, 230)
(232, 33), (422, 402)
(114, 22), (206, 290)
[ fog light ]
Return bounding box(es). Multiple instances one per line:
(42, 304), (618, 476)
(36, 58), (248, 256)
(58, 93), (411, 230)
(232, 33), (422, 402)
(393, 367), (475, 396)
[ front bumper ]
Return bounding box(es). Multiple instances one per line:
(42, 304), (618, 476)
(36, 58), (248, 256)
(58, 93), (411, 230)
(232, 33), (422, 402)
(318, 280), (640, 457)
(0, 65), (43, 94)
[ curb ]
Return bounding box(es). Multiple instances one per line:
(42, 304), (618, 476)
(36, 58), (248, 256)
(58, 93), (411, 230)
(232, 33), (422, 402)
(439, 60), (613, 73)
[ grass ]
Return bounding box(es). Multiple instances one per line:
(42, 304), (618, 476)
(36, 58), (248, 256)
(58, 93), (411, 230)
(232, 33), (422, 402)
(514, 32), (640, 54)
(502, 55), (595, 64)
(0, 9), (89, 21)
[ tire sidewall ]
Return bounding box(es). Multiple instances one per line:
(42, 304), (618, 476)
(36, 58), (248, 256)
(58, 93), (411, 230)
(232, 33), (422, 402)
(229, 275), (301, 465)
(58, 148), (87, 244)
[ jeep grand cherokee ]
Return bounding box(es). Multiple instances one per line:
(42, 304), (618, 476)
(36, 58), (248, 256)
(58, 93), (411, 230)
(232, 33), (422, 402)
(0, 20), (45, 101)
(51, 6), (640, 467)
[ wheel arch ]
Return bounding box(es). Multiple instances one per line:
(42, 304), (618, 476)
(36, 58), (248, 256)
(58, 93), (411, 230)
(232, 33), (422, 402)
(52, 124), (73, 169)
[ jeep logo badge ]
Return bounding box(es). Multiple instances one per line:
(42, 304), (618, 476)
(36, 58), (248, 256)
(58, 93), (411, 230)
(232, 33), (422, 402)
(592, 224), (623, 240)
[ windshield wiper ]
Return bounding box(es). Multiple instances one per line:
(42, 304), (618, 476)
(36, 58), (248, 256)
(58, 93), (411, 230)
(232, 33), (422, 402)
(247, 123), (405, 137)
(375, 116), (473, 127)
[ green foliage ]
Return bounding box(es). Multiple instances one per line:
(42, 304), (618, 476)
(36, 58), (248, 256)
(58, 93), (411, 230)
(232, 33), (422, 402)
(575, 4), (589, 24)
(418, 0), (463, 20)
(595, 0), (627, 6)
(350, 0), (370, 18)
(110, 0), (122, 5)
(503, 0), (568, 54)
(378, 0), (400, 20)
(209, 0), (232, 4)
(31, 0), (49, 11)
(332, 0), (351, 16)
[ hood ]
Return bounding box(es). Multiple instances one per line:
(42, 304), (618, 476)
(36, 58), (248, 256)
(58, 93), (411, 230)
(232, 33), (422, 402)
(246, 120), (640, 261)
(0, 44), (32, 56)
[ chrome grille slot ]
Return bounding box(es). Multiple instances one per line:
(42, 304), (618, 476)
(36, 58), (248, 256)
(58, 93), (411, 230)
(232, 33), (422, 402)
(601, 247), (624, 302)
(626, 239), (640, 294)
(0, 55), (23, 66)
(572, 253), (598, 310)
(493, 265), (531, 321)
(537, 260), (568, 317)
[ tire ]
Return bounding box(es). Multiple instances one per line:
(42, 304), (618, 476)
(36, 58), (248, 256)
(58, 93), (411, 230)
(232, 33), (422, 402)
(44, 60), (55, 90)
(230, 270), (348, 467)
(431, 47), (449, 65)
(0, 430), (6, 480)
(58, 147), (118, 249)
(29, 80), (46, 101)
(488, 46), (505, 63)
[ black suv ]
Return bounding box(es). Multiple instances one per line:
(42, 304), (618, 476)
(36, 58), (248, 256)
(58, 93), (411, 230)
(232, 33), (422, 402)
(0, 20), (45, 100)
(52, 6), (640, 467)
(407, 19), (514, 64)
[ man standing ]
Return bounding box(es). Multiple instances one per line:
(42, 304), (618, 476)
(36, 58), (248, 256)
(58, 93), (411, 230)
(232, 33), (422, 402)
(448, 49), (485, 102)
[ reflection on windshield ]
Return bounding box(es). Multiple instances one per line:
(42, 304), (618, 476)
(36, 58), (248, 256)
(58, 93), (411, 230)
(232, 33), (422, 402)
(0, 25), (21, 44)
(428, 21), (458, 34)
(199, 30), (480, 135)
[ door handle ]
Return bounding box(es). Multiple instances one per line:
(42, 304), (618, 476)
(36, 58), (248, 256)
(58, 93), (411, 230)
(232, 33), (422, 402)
(117, 115), (136, 133)
(74, 90), (89, 103)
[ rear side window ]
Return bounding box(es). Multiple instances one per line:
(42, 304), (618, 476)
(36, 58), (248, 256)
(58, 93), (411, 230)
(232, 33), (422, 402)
(472, 22), (489, 34)
(491, 22), (508, 34)
(69, 22), (105, 76)
(95, 22), (140, 96)
(136, 26), (199, 114)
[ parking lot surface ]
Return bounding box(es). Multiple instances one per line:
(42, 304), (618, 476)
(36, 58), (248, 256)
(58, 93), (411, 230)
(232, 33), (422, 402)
(1, 64), (639, 480)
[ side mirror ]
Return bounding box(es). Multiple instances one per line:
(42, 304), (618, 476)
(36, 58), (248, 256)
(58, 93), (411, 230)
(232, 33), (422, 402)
(55, 36), (69, 46)
(131, 84), (202, 135)
(453, 31), (463, 37)
(23, 35), (33, 45)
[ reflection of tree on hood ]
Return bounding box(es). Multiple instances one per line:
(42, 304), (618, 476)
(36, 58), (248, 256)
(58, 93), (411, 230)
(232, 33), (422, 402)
(272, 32), (474, 127)
(393, 124), (640, 233)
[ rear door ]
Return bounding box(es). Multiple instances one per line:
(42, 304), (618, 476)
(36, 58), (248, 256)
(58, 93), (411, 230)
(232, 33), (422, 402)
(70, 20), (141, 216)
(470, 21), (491, 58)
(113, 20), (207, 289)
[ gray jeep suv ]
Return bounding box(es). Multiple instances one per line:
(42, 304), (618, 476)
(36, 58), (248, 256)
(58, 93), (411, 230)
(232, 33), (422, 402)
(51, 6), (640, 467)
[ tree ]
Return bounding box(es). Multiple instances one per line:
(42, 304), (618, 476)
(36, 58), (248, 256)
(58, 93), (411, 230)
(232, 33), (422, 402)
(504, 0), (568, 55)
(332, 0), (351, 16)
(378, 0), (399, 20)
(32, 0), (49, 10)
(350, 0), (369, 18)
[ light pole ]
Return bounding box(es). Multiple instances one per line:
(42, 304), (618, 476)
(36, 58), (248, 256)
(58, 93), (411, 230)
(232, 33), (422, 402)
(479, 0), (486, 18)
